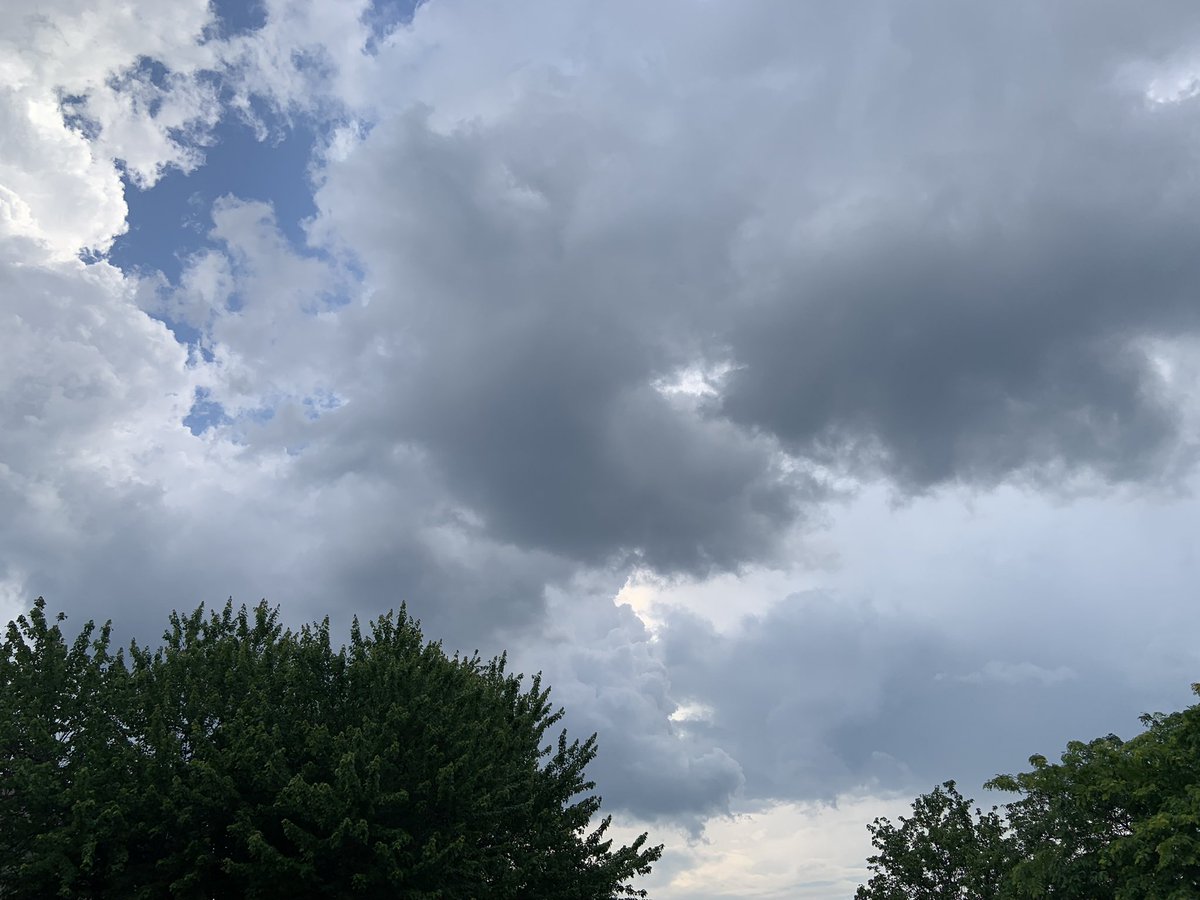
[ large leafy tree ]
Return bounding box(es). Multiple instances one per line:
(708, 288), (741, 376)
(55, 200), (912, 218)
(0, 598), (661, 898)
(855, 685), (1200, 900)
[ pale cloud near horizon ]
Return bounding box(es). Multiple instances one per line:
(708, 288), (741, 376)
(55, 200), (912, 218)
(5, 1), (1200, 896)
(620, 792), (917, 899)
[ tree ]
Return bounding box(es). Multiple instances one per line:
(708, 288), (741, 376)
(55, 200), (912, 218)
(985, 737), (1128, 899)
(1, 598), (662, 898)
(855, 781), (1014, 900)
(0, 599), (137, 896)
(987, 688), (1200, 900)
(856, 685), (1200, 900)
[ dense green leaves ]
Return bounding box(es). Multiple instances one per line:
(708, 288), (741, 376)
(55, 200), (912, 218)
(1, 598), (661, 898)
(855, 781), (1013, 900)
(857, 685), (1200, 899)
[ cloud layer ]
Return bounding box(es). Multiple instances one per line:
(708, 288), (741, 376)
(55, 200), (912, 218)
(6, 1), (1200, 894)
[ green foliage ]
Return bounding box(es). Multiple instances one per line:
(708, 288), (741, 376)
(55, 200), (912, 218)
(856, 685), (1200, 899)
(1, 598), (662, 898)
(855, 781), (1014, 900)
(985, 736), (1128, 898)
(0, 600), (136, 897)
(987, 688), (1200, 900)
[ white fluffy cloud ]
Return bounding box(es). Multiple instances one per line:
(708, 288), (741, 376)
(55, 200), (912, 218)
(0, 0), (218, 255)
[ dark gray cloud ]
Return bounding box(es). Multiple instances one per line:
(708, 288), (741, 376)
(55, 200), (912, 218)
(310, 106), (810, 575)
(701, 0), (1200, 487)
(288, 0), (1200, 586)
(720, 205), (1198, 487)
(719, 89), (1200, 486)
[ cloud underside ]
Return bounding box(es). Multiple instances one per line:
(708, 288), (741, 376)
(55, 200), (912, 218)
(4, 0), (1200, 840)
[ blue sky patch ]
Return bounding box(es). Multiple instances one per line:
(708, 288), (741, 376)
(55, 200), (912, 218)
(183, 387), (230, 435)
(110, 115), (319, 284)
(210, 0), (268, 38)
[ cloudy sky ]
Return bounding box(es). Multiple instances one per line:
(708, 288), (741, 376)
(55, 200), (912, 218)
(6, 0), (1200, 894)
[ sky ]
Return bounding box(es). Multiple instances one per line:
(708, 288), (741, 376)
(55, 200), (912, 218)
(4, 0), (1200, 895)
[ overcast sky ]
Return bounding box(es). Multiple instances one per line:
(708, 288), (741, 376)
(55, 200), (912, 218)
(5, 0), (1200, 895)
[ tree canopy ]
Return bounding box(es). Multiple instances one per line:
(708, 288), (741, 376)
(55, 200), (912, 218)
(0, 598), (661, 898)
(856, 685), (1200, 899)
(854, 780), (1014, 900)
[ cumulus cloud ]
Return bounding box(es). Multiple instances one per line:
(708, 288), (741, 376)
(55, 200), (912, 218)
(710, 1), (1200, 487)
(0, 0), (219, 255)
(216, 0), (378, 129)
(269, 0), (1200, 597)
